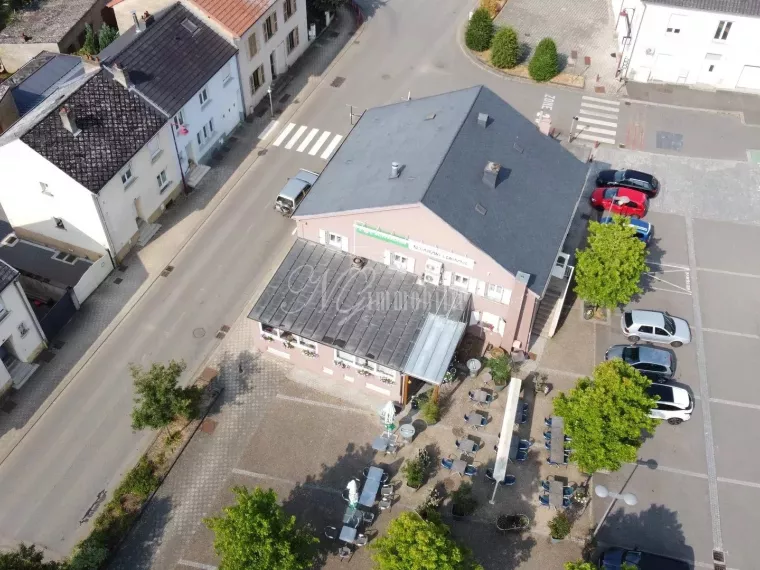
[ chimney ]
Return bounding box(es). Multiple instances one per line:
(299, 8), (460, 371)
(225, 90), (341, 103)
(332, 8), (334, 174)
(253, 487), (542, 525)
(131, 10), (141, 31)
(143, 11), (155, 28)
(483, 161), (500, 189)
(477, 113), (489, 128)
(59, 106), (81, 136)
(390, 162), (402, 179)
(111, 63), (131, 89)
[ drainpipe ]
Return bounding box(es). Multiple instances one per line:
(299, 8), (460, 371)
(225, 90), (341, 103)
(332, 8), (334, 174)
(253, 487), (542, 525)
(92, 194), (118, 268)
(624, 2), (647, 82)
(169, 123), (189, 194)
(14, 278), (47, 346)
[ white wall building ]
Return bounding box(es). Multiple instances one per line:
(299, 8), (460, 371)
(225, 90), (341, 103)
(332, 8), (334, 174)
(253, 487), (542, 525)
(182, 0), (309, 117)
(614, 0), (760, 91)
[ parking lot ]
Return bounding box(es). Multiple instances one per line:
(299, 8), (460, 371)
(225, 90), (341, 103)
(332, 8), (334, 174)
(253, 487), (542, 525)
(575, 150), (760, 570)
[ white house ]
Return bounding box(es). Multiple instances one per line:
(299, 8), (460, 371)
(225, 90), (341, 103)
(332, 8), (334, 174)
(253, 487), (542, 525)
(0, 63), (184, 263)
(614, 0), (760, 91)
(102, 3), (244, 176)
(0, 261), (47, 396)
(182, 0), (309, 117)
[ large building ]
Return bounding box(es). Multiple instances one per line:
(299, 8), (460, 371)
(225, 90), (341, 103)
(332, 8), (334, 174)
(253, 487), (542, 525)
(248, 86), (589, 402)
(614, 0), (760, 91)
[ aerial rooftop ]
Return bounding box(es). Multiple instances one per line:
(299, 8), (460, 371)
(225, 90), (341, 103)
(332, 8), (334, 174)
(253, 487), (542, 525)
(0, 0), (101, 44)
(188, 0), (276, 36)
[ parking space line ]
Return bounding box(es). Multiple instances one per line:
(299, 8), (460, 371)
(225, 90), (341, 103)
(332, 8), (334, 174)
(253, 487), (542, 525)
(231, 468), (342, 495)
(701, 328), (760, 340)
(632, 462), (760, 490)
(178, 561), (218, 570)
(275, 393), (375, 415)
(697, 267), (760, 279)
(536, 367), (589, 379)
(647, 261), (690, 270)
(717, 476), (760, 489)
(651, 287), (692, 295)
(710, 398), (760, 411)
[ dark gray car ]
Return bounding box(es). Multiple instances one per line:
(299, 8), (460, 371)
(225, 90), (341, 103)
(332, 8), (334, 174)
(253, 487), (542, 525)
(605, 344), (674, 382)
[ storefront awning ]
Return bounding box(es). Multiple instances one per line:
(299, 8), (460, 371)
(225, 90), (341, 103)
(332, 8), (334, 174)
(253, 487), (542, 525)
(403, 314), (466, 384)
(493, 377), (523, 483)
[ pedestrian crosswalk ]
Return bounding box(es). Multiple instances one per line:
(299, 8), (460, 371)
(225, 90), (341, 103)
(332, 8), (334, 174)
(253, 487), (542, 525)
(572, 96), (620, 146)
(261, 121), (344, 160)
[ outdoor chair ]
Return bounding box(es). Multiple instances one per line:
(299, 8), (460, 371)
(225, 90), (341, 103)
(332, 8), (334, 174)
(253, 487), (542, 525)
(362, 512), (375, 526)
(468, 391), (476, 401)
(355, 534), (368, 547)
(541, 480), (551, 492)
(386, 442), (398, 456)
(485, 468), (516, 486)
(539, 494), (550, 507)
(380, 472), (389, 483)
(338, 546), (352, 561)
(515, 450), (528, 462)
(381, 484), (393, 497)
(464, 414), (471, 423)
(362, 467), (370, 478)
(341, 489), (351, 503)
(379, 497), (392, 511)
(518, 439), (532, 450)
(563, 486), (575, 497)
(544, 417), (553, 427)
(441, 458), (454, 470)
(562, 496), (571, 508)
(463, 465), (478, 477)
(325, 526), (338, 540)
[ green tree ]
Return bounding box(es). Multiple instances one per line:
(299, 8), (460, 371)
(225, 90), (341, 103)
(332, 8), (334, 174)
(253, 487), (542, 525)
(528, 37), (559, 81)
(130, 360), (202, 431)
(205, 487), (318, 570)
(97, 23), (119, 51)
(574, 215), (648, 310)
(465, 8), (493, 52)
(553, 360), (660, 473)
(370, 511), (483, 570)
(0, 544), (62, 570)
(80, 23), (98, 56)
(490, 27), (520, 69)
(68, 538), (109, 570)
(564, 562), (598, 570)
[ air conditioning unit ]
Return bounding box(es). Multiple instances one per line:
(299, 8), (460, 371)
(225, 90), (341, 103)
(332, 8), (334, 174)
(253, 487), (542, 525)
(645, 47), (655, 56)
(424, 260), (443, 286)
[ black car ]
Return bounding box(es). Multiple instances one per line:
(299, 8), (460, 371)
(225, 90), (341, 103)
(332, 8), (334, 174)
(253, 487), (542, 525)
(596, 169), (660, 197)
(600, 547), (690, 570)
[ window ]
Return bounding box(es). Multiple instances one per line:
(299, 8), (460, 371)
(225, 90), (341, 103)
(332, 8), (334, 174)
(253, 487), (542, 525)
(487, 283), (503, 301)
(0, 300), (7, 320)
(156, 169), (168, 190)
(452, 273), (469, 290)
(172, 110), (185, 130)
(53, 251), (77, 264)
(714, 20), (732, 40)
(250, 64), (265, 94)
(286, 26), (299, 54)
(665, 14), (685, 34)
(263, 12), (278, 41)
(222, 61), (232, 83)
(639, 325), (654, 334)
(284, 0), (296, 21)
(120, 163), (133, 186)
(147, 136), (160, 158)
(247, 32), (258, 58)
(208, 118), (214, 133)
(54, 217), (65, 230)
(328, 232), (344, 249)
(198, 87), (209, 106)
(334, 350), (394, 378)
(18, 322), (29, 337)
(197, 120), (214, 147)
(40, 182), (53, 197)
(391, 252), (408, 270)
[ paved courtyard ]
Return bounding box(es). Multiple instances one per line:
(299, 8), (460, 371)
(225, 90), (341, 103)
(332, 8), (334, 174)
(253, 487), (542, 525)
(538, 148), (760, 570)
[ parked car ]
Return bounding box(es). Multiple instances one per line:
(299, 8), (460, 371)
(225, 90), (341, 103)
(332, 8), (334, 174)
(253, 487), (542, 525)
(600, 547), (690, 569)
(596, 169), (660, 197)
(647, 384), (693, 424)
(621, 310), (691, 347)
(600, 215), (652, 243)
(605, 344), (674, 382)
(274, 169), (319, 216)
(590, 187), (648, 218)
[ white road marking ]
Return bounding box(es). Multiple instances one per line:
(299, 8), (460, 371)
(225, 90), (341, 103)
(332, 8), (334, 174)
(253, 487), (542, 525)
(320, 134), (343, 159)
(577, 109), (620, 120)
(257, 120), (279, 140)
(580, 101), (622, 112)
(697, 267), (760, 279)
(275, 393), (374, 415)
(576, 116), (618, 128)
(577, 125), (617, 136)
(309, 131), (331, 155)
(582, 95), (620, 105)
(297, 128), (319, 152)
(574, 133), (616, 145)
(651, 287), (692, 295)
(178, 561), (218, 570)
(647, 261), (691, 269)
(701, 328), (760, 339)
(285, 125), (307, 149)
(231, 468), (343, 494)
(291, 227), (297, 235)
(272, 122), (295, 146)
(710, 398), (760, 410)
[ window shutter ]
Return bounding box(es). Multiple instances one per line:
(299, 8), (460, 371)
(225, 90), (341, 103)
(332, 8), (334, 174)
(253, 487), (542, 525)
(498, 318), (506, 336)
(467, 278), (477, 293)
(469, 311), (481, 326)
(341, 238), (349, 252)
(406, 257), (415, 273)
(501, 288), (512, 304)
(384, 250), (391, 265)
(476, 281), (486, 296)
(443, 271), (452, 286)
(319, 229), (326, 244)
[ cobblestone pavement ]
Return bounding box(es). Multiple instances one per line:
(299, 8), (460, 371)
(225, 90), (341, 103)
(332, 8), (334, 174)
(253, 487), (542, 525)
(495, 0), (622, 95)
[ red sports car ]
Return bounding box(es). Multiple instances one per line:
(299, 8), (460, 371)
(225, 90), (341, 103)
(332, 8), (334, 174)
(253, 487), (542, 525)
(590, 187), (648, 218)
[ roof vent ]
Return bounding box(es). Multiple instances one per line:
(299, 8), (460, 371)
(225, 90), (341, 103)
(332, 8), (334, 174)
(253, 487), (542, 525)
(475, 203), (487, 215)
(352, 256), (367, 269)
(1, 234), (18, 247)
(513, 143), (524, 154)
(182, 18), (199, 34)
(483, 161), (500, 189)
(425, 113), (436, 121)
(143, 11), (155, 28)
(477, 113), (489, 128)
(58, 105), (81, 136)
(131, 10), (141, 31)
(390, 162), (403, 179)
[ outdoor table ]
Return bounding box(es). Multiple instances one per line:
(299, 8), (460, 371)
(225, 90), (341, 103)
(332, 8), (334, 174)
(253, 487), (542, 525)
(372, 435), (391, 452)
(451, 459), (468, 476)
(343, 506), (361, 527)
(359, 467), (384, 506)
(509, 433), (520, 460)
(457, 439), (477, 455)
(399, 424), (415, 442)
(466, 412), (485, 428)
(548, 479), (564, 509)
(471, 389), (490, 405)
(339, 525), (358, 543)
(514, 399), (525, 422)
(366, 466), (385, 482)
(550, 416), (565, 464)
(480, 370), (492, 385)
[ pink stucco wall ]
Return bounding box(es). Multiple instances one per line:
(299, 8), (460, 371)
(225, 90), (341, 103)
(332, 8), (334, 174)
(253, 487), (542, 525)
(294, 204), (539, 351)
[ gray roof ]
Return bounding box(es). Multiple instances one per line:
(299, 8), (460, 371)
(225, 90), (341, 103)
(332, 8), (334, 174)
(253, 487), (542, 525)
(0, 51), (57, 101)
(295, 86), (589, 296)
(645, 0), (760, 16)
(0, 221), (92, 287)
(10, 53), (82, 116)
(102, 3), (238, 116)
(404, 314), (466, 384)
(248, 239), (470, 373)
(0, 259), (19, 292)
(0, 0), (102, 44)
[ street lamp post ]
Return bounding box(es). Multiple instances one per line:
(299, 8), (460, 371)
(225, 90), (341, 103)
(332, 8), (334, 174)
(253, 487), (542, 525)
(569, 116), (579, 142)
(267, 86), (274, 118)
(593, 483), (638, 538)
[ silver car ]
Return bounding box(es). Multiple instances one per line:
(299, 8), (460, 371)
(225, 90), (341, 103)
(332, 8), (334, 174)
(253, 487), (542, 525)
(621, 310), (691, 347)
(605, 344), (674, 382)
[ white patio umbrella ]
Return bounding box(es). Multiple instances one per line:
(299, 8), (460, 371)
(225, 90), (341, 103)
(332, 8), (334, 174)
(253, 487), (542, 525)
(346, 479), (359, 506)
(380, 401), (396, 433)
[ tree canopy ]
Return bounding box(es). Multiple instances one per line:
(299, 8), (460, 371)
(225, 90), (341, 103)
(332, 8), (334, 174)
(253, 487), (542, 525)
(491, 27), (520, 69)
(553, 360), (660, 473)
(0, 544), (63, 570)
(97, 24), (119, 51)
(528, 37), (559, 82)
(130, 360), (202, 431)
(205, 487), (318, 570)
(465, 8), (494, 52)
(370, 511), (483, 570)
(574, 215), (648, 309)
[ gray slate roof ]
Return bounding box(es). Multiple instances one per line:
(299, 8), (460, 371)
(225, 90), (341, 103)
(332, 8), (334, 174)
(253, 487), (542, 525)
(249, 239), (470, 372)
(0, 0), (102, 43)
(0, 51), (57, 101)
(295, 86), (589, 296)
(0, 259), (19, 292)
(9, 53), (82, 116)
(102, 3), (238, 117)
(645, 0), (760, 16)
(18, 70), (166, 193)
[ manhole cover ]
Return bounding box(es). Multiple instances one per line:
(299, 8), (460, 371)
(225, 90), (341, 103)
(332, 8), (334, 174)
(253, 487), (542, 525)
(193, 328), (206, 338)
(200, 419), (218, 434)
(113, 277), (123, 285)
(220, 325), (231, 333)
(713, 551), (724, 562)
(656, 131), (683, 151)
(594, 86), (606, 94)
(161, 265), (175, 277)
(1, 400), (16, 413)
(331, 76), (346, 88)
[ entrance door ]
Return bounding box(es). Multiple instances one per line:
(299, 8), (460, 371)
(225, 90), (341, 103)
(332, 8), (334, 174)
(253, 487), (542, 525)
(270, 50), (278, 80)
(183, 141), (194, 172)
(698, 54), (722, 85)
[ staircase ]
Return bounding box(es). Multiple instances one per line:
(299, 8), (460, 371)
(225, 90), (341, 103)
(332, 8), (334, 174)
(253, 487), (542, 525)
(532, 269), (574, 338)
(186, 164), (211, 188)
(136, 222), (161, 247)
(6, 359), (39, 389)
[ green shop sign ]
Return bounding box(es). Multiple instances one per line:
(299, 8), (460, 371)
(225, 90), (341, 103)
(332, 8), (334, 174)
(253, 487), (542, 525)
(354, 224), (409, 248)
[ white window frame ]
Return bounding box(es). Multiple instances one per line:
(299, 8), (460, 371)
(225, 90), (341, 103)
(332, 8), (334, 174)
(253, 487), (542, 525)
(52, 250), (77, 264)
(263, 13), (278, 42)
(18, 321), (29, 338)
(714, 20), (732, 41)
(284, 0), (296, 21)
(334, 350), (395, 379)
(250, 64), (265, 94)
(286, 26), (299, 54)
(452, 273), (469, 290)
(328, 232), (345, 249)
(156, 169), (169, 192)
(198, 87), (209, 106)
(487, 283), (504, 301)
(120, 162), (134, 186)
(293, 336), (318, 353)
(172, 110), (185, 131)
(248, 31), (258, 58)
(40, 182), (53, 197)
(260, 323), (285, 339)
(222, 61), (232, 84)
(391, 252), (409, 270)
(147, 135), (161, 159)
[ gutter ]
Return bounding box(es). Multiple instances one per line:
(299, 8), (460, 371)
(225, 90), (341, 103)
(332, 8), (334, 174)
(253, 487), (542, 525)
(624, 2), (648, 82)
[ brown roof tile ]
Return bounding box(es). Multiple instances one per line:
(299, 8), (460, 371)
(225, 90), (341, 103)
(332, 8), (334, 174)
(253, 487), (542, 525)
(188, 0), (275, 36)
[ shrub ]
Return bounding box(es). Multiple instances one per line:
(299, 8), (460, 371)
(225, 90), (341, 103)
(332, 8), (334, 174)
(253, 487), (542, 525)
(491, 27), (520, 69)
(465, 8), (494, 52)
(68, 537), (109, 570)
(487, 353), (511, 386)
(548, 512), (572, 540)
(528, 38), (560, 82)
(480, 0), (499, 17)
(402, 456), (425, 488)
(115, 457), (159, 500)
(451, 482), (478, 516)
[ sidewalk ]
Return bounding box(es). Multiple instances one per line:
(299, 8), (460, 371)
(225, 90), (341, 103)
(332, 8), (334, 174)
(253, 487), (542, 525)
(625, 81), (760, 126)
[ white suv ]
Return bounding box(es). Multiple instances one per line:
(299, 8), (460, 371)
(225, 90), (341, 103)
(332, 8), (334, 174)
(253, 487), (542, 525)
(646, 384), (693, 425)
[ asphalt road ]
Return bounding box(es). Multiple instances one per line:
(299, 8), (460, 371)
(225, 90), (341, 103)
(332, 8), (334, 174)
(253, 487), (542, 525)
(1, 0), (758, 557)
